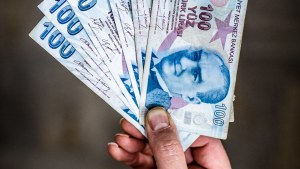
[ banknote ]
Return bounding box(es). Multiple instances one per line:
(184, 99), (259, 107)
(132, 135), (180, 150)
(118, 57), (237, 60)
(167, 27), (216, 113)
(140, 0), (248, 139)
(230, 95), (235, 122)
(131, 0), (151, 83)
(67, 0), (140, 105)
(29, 17), (144, 133)
(38, 0), (138, 115)
(30, 17), (202, 150)
(137, 0), (236, 123)
(178, 130), (200, 151)
(109, 0), (140, 91)
(147, 0), (153, 8)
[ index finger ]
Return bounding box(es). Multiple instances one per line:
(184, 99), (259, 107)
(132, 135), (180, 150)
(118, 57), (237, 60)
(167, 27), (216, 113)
(120, 118), (145, 140)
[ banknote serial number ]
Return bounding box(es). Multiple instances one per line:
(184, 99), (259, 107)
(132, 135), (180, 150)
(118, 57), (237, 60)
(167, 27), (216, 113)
(213, 104), (227, 126)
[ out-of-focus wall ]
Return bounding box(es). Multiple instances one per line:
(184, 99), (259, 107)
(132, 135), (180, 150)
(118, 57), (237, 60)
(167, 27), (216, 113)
(0, 0), (299, 169)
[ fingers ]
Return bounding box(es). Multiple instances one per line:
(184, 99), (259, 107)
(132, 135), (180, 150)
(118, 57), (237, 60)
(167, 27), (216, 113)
(107, 143), (155, 169)
(145, 107), (188, 169)
(108, 142), (136, 162)
(187, 163), (206, 169)
(120, 118), (145, 140)
(184, 148), (194, 164)
(142, 143), (153, 156)
(191, 136), (231, 169)
(115, 133), (146, 153)
(119, 119), (153, 155)
(190, 136), (213, 148)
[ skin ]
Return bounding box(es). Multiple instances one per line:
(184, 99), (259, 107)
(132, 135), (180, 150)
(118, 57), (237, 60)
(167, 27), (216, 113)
(107, 108), (231, 169)
(155, 49), (226, 101)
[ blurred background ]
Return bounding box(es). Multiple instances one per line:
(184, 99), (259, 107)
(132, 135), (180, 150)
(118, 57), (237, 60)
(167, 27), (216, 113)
(1, 0), (300, 168)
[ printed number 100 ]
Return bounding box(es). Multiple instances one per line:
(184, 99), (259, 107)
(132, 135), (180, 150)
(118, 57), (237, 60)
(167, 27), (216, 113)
(198, 5), (214, 30)
(40, 22), (75, 59)
(213, 104), (227, 126)
(187, 4), (214, 31)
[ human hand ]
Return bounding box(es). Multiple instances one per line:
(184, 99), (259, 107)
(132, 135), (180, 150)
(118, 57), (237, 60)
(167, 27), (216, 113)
(107, 107), (232, 169)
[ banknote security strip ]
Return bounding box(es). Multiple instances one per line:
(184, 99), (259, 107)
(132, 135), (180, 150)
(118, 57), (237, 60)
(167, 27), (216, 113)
(29, 0), (247, 150)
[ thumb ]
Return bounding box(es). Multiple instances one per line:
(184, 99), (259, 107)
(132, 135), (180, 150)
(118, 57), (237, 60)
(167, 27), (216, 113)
(146, 107), (187, 169)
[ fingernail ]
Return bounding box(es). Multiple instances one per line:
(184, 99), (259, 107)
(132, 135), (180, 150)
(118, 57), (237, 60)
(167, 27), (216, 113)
(147, 107), (169, 131)
(119, 118), (124, 124)
(107, 142), (118, 147)
(115, 133), (130, 138)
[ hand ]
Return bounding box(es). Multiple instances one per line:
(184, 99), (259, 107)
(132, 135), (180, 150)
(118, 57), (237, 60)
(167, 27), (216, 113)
(107, 107), (232, 169)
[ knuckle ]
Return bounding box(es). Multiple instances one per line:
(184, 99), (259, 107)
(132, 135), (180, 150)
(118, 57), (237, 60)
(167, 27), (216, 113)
(158, 140), (181, 159)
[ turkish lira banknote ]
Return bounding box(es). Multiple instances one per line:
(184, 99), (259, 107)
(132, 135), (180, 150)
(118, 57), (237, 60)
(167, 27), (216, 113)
(29, 17), (144, 132)
(38, 0), (139, 115)
(109, 0), (140, 93)
(131, 0), (151, 83)
(140, 0), (248, 139)
(30, 0), (247, 150)
(67, 0), (140, 106)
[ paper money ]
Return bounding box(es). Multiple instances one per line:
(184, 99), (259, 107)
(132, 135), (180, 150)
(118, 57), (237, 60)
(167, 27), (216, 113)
(109, 0), (140, 92)
(67, 0), (140, 105)
(29, 16), (202, 149)
(38, 0), (139, 115)
(147, 0), (153, 7)
(230, 95), (235, 122)
(29, 0), (246, 151)
(140, 0), (248, 139)
(29, 17), (144, 133)
(131, 0), (151, 83)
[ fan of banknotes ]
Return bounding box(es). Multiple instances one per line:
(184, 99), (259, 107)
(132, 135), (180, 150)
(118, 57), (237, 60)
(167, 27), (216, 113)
(30, 0), (248, 150)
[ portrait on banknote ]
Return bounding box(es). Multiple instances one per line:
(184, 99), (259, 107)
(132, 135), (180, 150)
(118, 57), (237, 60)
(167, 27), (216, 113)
(145, 47), (230, 110)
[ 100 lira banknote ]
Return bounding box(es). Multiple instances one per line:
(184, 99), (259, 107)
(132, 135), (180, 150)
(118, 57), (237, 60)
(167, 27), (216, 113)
(29, 17), (144, 133)
(30, 17), (202, 150)
(38, 0), (139, 115)
(131, 0), (151, 84)
(109, 0), (140, 92)
(141, 0), (248, 139)
(67, 0), (141, 106)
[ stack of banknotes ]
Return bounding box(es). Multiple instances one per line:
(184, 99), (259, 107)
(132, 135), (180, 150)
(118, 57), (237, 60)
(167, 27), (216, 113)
(29, 0), (248, 150)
